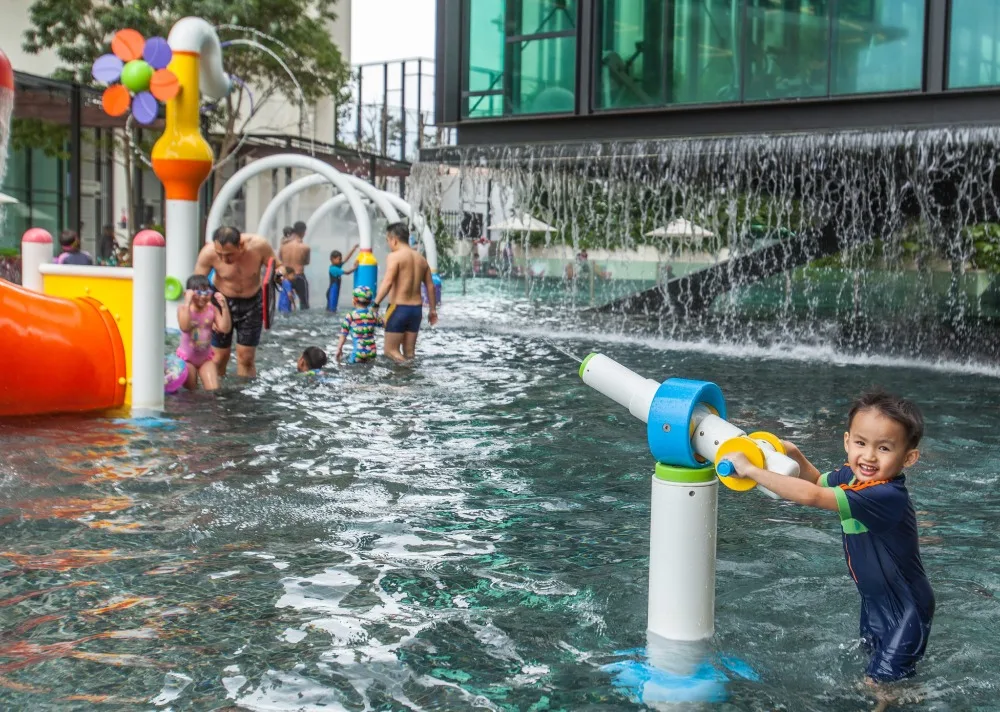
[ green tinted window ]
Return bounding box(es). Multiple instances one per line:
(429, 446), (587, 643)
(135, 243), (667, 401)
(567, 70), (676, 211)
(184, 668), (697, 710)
(595, 0), (665, 109)
(832, 0), (924, 95)
(949, 0), (1000, 88)
(463, 0), (506, 118)
(512, 0), (577, 34)
(462, 0), (578, 118)
(669, 0), (742, 104)
(744, 1), (831, 101)
(506, 0), (578, 115)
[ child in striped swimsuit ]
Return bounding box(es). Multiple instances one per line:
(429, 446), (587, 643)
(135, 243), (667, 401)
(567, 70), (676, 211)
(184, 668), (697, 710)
(335, 286), (382, 364)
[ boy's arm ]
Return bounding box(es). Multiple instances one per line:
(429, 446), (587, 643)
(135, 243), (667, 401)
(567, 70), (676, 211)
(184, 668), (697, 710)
(335, 334), (347, 360)
(728, 453), (838, 511)
(782, 441), (823, 484)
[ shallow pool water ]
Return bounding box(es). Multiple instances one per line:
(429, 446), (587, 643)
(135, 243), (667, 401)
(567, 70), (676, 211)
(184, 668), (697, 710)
(1, 282), (998, 710)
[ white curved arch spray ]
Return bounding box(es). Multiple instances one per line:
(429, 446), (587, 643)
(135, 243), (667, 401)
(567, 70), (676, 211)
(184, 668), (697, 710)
(256, 173), (401, 245)
(310, 190), (439, 274)
(205, 154), (376, 293)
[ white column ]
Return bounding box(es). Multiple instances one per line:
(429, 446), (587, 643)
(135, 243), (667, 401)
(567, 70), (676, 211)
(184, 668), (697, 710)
(647, 476), (718, 641)
(165, 199), (199, 330)
(20, 228), (53, 292)
(132, 229), (166, 411)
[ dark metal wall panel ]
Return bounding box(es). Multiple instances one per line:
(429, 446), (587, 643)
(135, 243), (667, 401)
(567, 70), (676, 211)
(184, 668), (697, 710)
(448, 90), (1000, 147)
(436, 0), (462, 125)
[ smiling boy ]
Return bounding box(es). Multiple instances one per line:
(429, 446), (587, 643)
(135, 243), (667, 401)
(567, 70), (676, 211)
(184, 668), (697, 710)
(726, 389), (934, 685)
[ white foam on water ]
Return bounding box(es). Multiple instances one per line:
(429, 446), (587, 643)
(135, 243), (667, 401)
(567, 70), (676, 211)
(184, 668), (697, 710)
(470, 322), (1000, 379)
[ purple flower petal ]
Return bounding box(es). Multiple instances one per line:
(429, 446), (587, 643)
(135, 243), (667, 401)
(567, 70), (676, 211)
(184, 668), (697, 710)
(143, 37), (172, 70)
(132, 91), (159, 125)
(92, 54), (124, 84)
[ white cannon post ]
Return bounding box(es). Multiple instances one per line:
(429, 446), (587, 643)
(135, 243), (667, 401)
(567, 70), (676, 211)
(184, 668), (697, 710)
(132, 229), (166, 411)
(20, 228), (53, 292)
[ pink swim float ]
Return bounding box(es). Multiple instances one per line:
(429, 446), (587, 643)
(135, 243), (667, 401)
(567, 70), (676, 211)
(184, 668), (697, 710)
(164, 354), (188, 394)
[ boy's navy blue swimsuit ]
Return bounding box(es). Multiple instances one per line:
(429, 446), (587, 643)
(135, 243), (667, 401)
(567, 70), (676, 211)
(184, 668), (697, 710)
(820, 465), (934, 681)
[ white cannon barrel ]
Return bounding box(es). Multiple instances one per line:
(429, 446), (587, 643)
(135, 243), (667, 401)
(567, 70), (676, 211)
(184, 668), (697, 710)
(690, 410), (744, 463)
(579, 353), (660, 423)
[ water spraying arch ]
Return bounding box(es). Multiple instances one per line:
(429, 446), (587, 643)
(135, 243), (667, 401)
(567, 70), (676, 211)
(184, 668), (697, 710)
(379, 193), (439, 274)
(256, 173), (401, 245)
(206, 154), (372, 250)
(308, 191), (439, 274)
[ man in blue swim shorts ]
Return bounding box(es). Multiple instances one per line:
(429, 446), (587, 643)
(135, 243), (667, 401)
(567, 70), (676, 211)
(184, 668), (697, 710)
(373, 222), (438, 363)
(724, 390), (934, 690)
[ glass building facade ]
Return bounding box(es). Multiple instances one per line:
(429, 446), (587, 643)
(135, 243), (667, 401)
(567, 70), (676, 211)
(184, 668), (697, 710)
(454, 1), (998, 121)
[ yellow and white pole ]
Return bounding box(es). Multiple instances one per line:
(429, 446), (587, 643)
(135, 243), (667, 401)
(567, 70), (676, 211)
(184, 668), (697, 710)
(153, 18), (229, 329)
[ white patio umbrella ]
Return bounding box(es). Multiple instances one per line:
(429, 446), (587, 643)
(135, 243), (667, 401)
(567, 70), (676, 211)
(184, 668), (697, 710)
(645, 218), (714, 239)
(487, 213), (557, 234)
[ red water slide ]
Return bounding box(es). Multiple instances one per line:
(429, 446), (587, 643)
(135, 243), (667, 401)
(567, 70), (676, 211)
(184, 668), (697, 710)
(0, 280), (127, 416)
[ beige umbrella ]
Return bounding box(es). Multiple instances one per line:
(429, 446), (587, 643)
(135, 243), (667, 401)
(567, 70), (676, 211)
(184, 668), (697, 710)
(488, 213), (557, 233)
(645, 218), (714, 239)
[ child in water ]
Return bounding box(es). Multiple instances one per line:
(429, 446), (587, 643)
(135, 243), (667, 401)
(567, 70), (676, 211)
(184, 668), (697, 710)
(335, 286), (381, 363)
(176, 275), (231, 391)
(278, 266), (297, 313)
(326, 244), (359, 312)
(297, 346), (328, 373)
(725, 389), (933, 688)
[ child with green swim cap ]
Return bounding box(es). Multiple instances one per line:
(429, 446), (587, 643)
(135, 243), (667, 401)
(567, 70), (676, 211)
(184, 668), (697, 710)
(335, 286), (382, 364)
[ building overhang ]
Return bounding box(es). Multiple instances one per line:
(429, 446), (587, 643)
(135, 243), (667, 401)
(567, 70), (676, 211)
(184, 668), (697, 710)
(422, 88), (1000, 164)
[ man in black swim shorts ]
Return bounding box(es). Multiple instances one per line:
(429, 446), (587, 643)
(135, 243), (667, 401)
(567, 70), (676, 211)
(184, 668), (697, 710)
(194, 226), (281, 378)
(212, 289), (263, 351)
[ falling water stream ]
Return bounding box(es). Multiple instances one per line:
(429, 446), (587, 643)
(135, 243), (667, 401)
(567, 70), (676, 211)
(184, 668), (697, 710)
(411, 127), (1000, 364)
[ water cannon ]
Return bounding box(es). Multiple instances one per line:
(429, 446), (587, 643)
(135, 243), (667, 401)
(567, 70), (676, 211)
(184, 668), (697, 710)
(578, 352), (798, 643)
(578, 353), (799, 493)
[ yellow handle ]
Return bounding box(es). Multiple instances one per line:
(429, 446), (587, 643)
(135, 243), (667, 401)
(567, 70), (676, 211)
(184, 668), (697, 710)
(715, 436), (764, 492)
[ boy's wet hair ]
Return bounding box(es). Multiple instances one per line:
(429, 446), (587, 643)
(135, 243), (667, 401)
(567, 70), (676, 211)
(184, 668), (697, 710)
(282, 226), (293, 237)
(59, 230), (79, 248)
(301, 346), (327, 371)
(330, 250), (342, 261)
(186, 274), (211, 291)
(293, 221), (307, 236)
(848, 389), (924, 449)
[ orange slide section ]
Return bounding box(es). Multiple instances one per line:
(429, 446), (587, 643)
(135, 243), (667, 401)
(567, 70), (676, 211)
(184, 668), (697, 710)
(0, 280), (127, 416)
